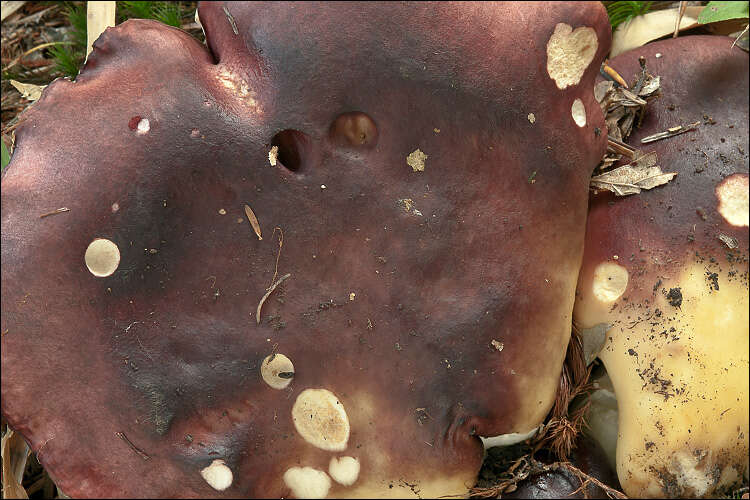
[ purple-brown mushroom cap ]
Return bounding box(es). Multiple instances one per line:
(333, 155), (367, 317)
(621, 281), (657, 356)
(575, 36), (749, 498)
(2, 2), (610, 497)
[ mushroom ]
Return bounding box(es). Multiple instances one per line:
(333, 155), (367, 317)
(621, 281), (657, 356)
(1, 2), (611, 497)
(574, 36), (749, 497)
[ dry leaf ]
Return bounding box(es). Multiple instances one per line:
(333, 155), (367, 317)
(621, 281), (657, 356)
(0, 1), (26, 22)
(9, 80), (45, 101)
(594, 80), (613, 103)
(591, 152), (677, 196)
(611, 7), (704, 57)
(1, 428), (30, 499)
(406, 149), (427, 172)
(580, 323), (611, 365)
(638, 76), (660, 97)
(244, 204), (262, 240)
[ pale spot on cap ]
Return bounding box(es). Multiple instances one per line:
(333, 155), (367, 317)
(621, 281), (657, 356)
(84, 238), (120, 277)
(328, 456), (360, 486)
(716, 173), (749, 227)
(571, 98), (586, 127)
(292, 388), (350, 451)
(111, 202), (119, 212)
(200, 459), (233, 491)
(260, 353), (294, 390)
(136, 118), (150, 135)
(283, 467), (331, 499)
(592, 262), (629, 303)
(546, 23), (598, 90)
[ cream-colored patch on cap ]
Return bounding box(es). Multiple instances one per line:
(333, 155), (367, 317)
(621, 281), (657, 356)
(527, 113), (536, 124)
(200, 459), (233, 491)
(592, 262), (629, 303)
(283, 467), (331, 499)
(84, 238), (120, 277)
(571, 98), (586, 127)
(328, 456), (360, 486)
(407, 149), (427, 172)
(260, 353), (294, 390)
(136, 118), (150, 135)
(547, 23), (598, 90)
(716, 173), (749, 227)
(292, 389), (350, 451)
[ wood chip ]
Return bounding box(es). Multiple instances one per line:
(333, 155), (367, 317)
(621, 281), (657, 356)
(718, 233), (739, 249)
(641, 121), (700, 144)
(86, 2), (115, 57)
(591, 152), (677, 196)
(256, 273), (290, 324)
(244, 204), (262, 240)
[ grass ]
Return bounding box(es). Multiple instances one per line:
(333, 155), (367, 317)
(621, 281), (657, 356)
(606, 1), (654, 29)
(49, 1), (194, 80)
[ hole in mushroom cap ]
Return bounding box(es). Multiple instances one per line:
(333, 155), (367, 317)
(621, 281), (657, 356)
(716, 173), (749, 227)
(292, 389), (350, 451)
(84, 238), (120, 277)
(546, 23), (598, 90)
(260, 353), (294, 390)
(571, 98), (586, 127)
(270, 129), (310, 172)
(283, 467), (331, 499)
(200, 459), (233, 491)
(592, 262), (629, 303)
(329, 112), (378, 149)
(328, 456), (360, 486)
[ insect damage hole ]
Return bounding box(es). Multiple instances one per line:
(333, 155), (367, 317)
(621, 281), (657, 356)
(270, 129), (310, 172)
(329, 112), (378, 149)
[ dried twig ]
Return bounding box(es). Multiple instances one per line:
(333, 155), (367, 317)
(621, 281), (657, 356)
(732, 24), (749, 49)
(269, 226), (284, 288)
(115, 432), (150, 461)
(601, 62), (629, 88)
(607, 136), (637, 159)
(673, 1), (686, 38)
(38, 207), (69, 218)
(469, 457), (628, 499)
(641, 121), (700, 144)
(256, 273), (291, 324)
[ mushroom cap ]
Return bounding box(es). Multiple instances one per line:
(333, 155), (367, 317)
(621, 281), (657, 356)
(575, 36), (749, 497)
(1, 2), (610, 497)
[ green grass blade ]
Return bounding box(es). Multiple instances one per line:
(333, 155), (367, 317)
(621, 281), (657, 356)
(1, 141), (10, 172)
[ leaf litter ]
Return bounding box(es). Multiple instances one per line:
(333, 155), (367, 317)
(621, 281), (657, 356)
(592, 56), (679, 196)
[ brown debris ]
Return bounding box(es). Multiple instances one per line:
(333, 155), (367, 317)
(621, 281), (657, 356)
(244, 204), (262, 240)
(532, 325), (593, 461)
